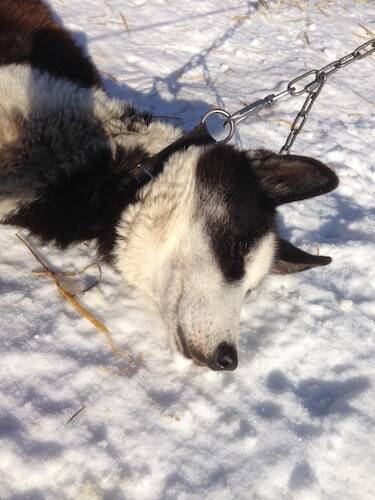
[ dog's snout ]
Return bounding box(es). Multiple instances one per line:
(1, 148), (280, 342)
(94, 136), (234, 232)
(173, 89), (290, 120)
(210, 342), (238, 371)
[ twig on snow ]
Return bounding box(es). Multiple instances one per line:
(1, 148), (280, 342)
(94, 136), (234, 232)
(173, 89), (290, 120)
(119, 12), (130, 33)
(66, 406), (86, 424)
(303, 31), (311, 45)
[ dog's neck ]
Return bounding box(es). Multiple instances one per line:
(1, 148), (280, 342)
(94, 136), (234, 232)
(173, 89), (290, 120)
(113, 147), (202, 300)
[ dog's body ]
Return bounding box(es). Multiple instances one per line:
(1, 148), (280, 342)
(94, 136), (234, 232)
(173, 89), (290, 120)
(0, 0), (339, 370)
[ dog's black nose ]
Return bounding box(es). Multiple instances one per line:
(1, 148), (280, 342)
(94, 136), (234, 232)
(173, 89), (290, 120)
(211, 342), (238, 371)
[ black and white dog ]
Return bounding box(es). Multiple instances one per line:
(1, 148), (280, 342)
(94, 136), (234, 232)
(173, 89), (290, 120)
(0, 0), (338, 370)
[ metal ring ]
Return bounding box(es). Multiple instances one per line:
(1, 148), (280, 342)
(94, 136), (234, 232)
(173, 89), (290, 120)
(201, 109), (235, 144)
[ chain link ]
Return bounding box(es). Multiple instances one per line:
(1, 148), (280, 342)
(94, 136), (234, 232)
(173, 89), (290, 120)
(279, 38), (375, 154)
(202, 38), (375, 152)
(280, 72), (326, 154)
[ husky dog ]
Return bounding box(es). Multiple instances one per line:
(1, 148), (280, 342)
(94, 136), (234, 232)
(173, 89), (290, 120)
(0, 0), (338, 370)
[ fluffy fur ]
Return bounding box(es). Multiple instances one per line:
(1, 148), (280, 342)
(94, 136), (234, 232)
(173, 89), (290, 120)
(0, 0), (339, 370)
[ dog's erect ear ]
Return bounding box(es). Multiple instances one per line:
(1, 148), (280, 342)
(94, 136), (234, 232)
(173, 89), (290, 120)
(272, 238), (332, 274)
(250, 153), (338, 206)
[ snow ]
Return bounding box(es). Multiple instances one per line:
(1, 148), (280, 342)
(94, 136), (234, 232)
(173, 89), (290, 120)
(0, 0), (375, 498)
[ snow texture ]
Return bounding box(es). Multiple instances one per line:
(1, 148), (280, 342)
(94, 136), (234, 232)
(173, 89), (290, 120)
(0, 0), (374, 498)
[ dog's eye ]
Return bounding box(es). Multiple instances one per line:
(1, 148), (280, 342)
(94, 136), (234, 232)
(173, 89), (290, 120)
(239, 240), (251, 253)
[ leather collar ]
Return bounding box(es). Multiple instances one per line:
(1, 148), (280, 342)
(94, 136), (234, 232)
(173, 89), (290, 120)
(128, 122), (215, 183)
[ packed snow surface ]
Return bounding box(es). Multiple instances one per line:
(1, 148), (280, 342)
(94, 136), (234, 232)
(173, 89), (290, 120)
(0, 0), (374, 498)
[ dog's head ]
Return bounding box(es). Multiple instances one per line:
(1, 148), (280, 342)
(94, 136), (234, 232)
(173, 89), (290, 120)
(116, 144), (338, 370)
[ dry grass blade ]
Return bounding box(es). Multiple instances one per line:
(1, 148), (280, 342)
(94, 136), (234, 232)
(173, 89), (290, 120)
(316, 4), (329, 17)
(103, 0), (114, 11)
(232, 15), (250, 22)
(353, 33), (372, 41)
(351, 89), (374, 107)
(32, 263), (102, 294)
(59, 285), (109, 333)
(358, 23), (375, 38)
(119, 12), (130, 33)
(16, 233), (136, 368)
(275, 118), (294, 127)
(32, 269), (77, 277)
(66, 406), (86, 424)
(78, 262), (103, 294)
(16, 233), (109, 333)
(16, 233), (50, 272)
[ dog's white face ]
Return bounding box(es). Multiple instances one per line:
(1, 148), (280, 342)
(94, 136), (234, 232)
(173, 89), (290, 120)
(115, 144), (338, 370)
(155, 222), (276, 369)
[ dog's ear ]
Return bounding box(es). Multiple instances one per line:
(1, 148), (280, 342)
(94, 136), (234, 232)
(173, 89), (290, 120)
(273, 238), (332, 274)
(250, 152), (338, 206)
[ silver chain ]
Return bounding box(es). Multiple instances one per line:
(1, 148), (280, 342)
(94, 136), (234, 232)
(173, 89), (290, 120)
(201, 38), (375, 153)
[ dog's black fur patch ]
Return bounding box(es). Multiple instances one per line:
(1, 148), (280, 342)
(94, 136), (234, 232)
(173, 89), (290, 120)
(196, 145), (275, 282)
(5, 145), (150, 261)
